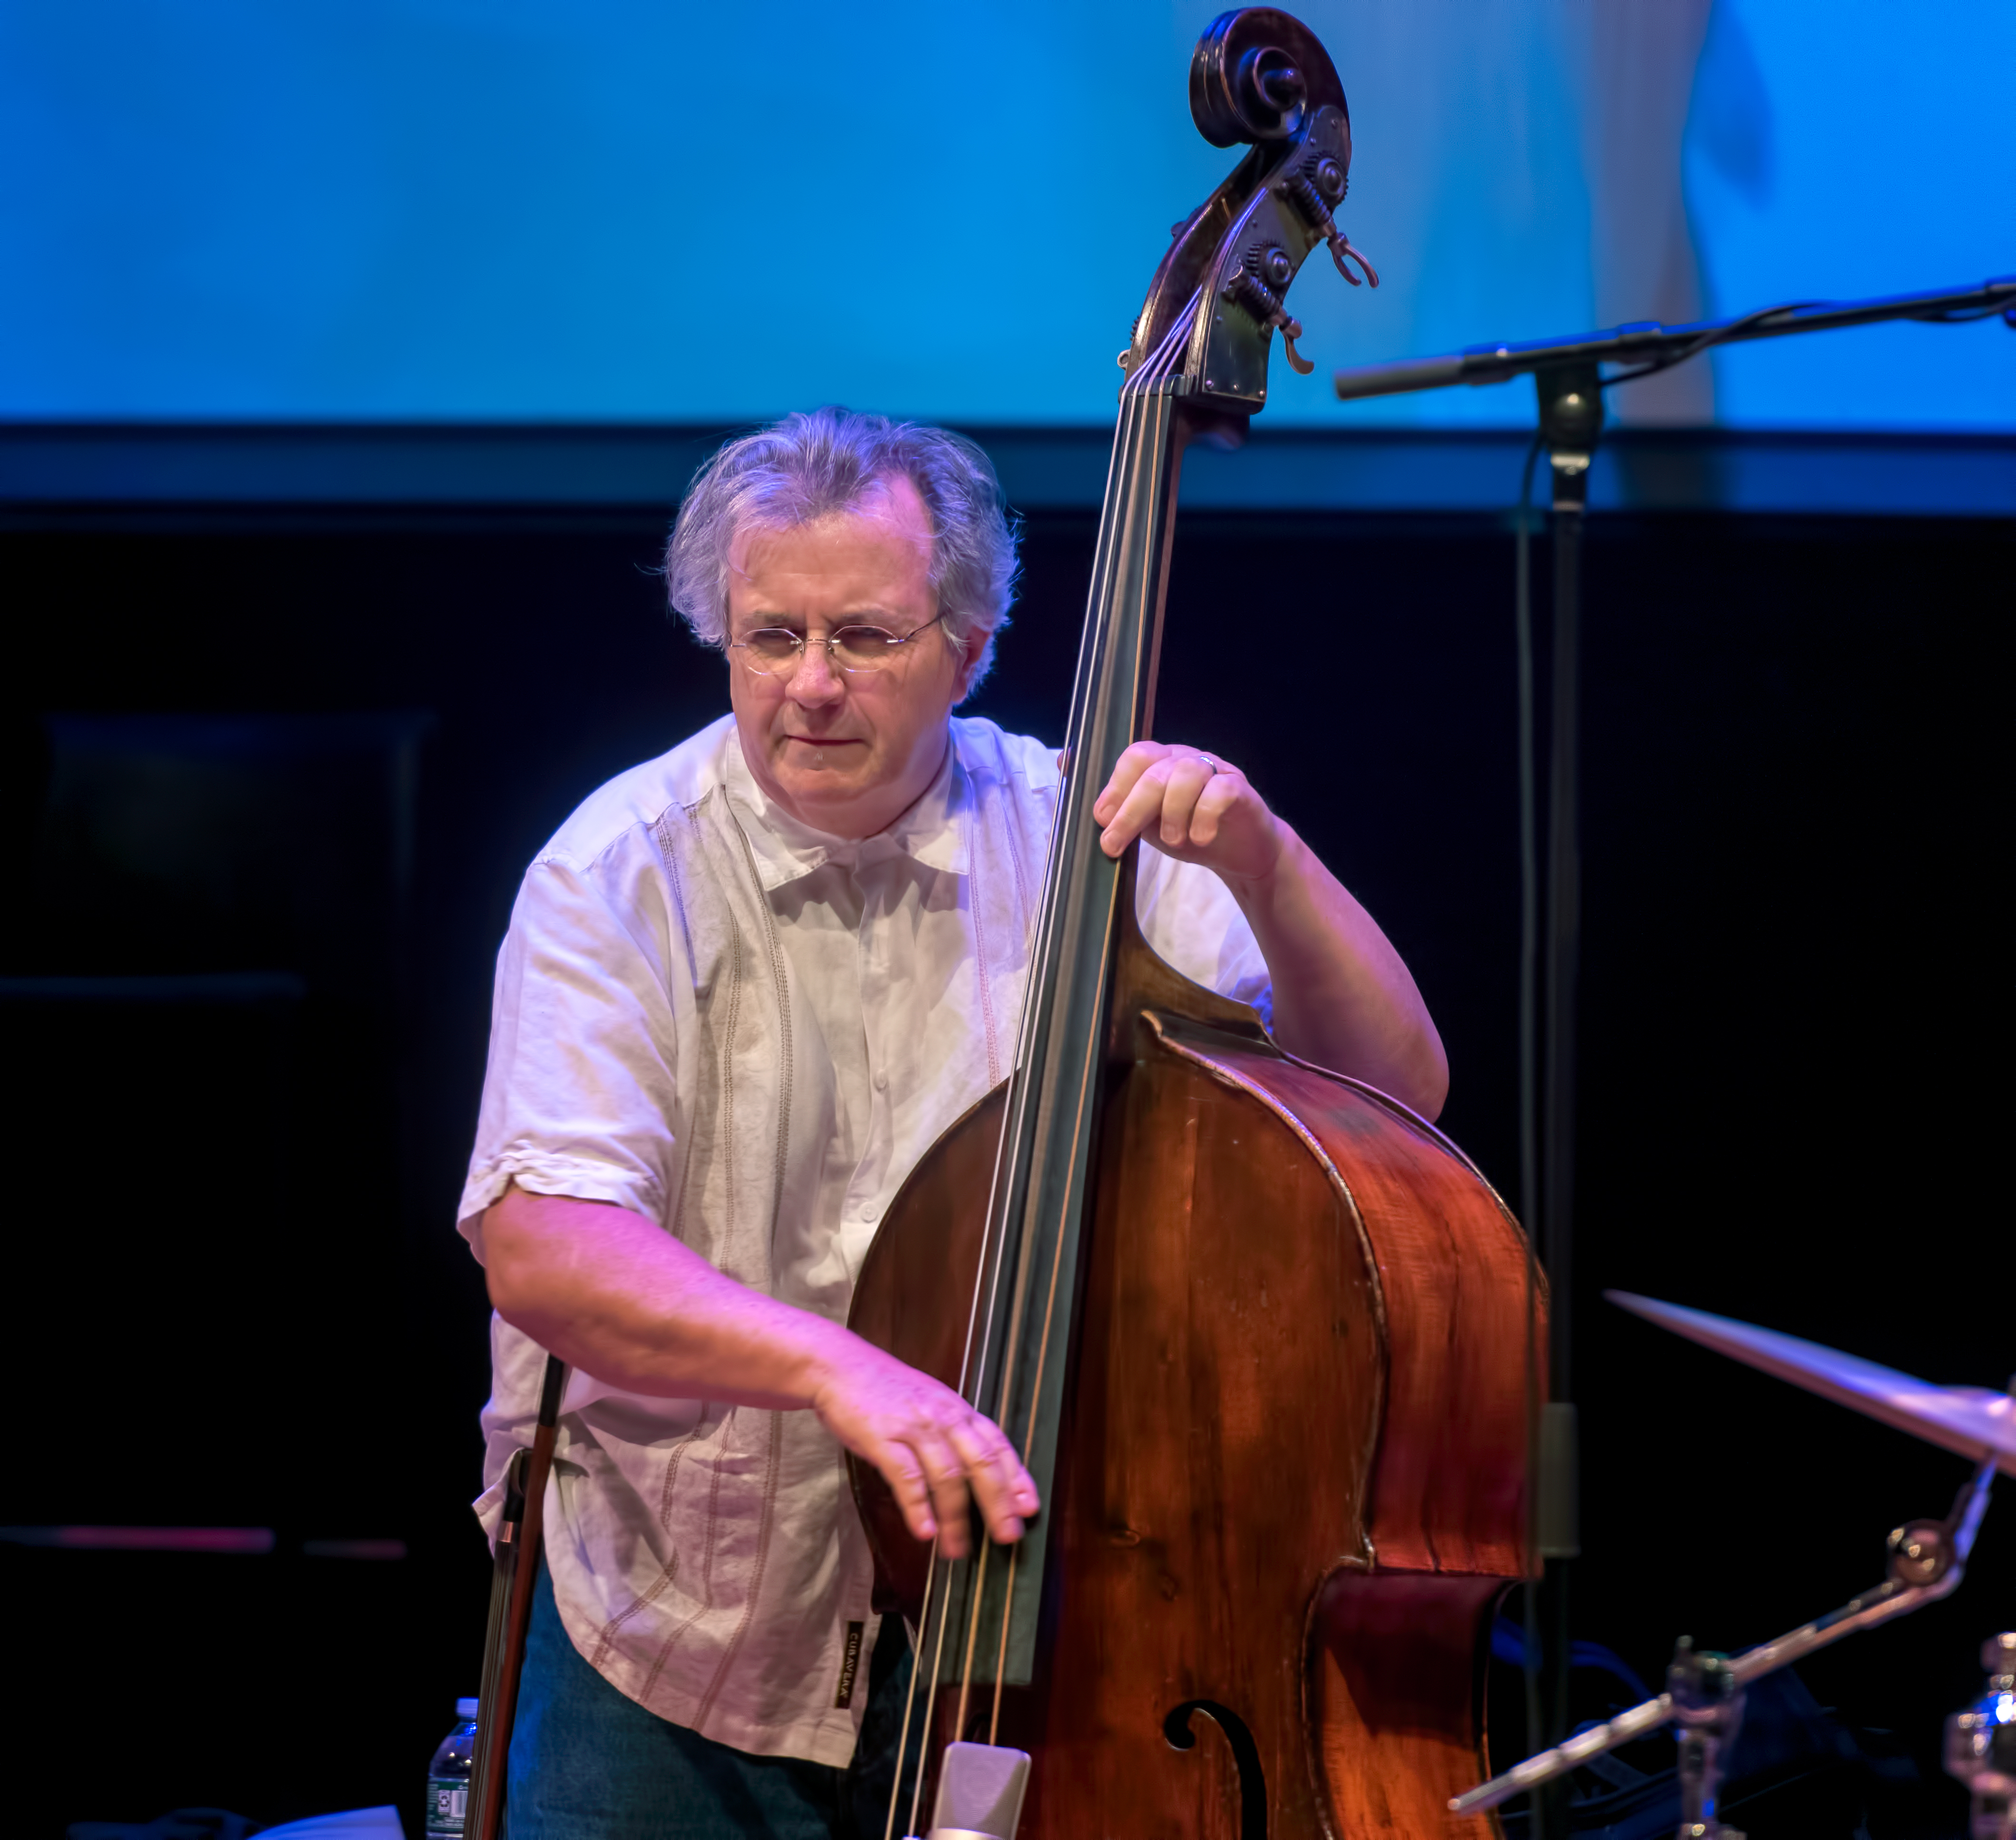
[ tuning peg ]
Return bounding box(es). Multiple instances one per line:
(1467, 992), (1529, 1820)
(1223, 261), (1317, 375)
(1223, 262), (1318, 376)
(1274, 168), (1381, 292)
(1330, 234), (1380, 289)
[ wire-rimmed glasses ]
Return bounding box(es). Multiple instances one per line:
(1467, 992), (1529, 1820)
(728, 611), (949, 676)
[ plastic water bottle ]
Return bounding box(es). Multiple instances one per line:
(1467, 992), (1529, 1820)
(426, 1697), (480, 1836)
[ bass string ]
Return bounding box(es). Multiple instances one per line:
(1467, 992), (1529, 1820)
(972, 375), (1182, 1749)
(938, 372), (1149, 1450)
(880, 606), (1090, 1839)
(883, 341), (1190, 1827)
(889, 1524), (1004, 1840)
(889, 784), (1075, 1840)
(952, 1540), (994, 1745)
(1128, 294), (1199, 392)
(987, 1543), (1018, 1747)
(981, 824), (1129, 1738)
(936, 382), (1156, 1731)
(889, 1058), (1031, 1840)
(882, 1539), (942, 1840)
(913, 1548), (965, 1838)
(956, 391), (1142, 1733)
(899, 672), (1104, 1830)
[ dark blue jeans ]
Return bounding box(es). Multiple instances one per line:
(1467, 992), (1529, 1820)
(505, 1560), (916, 1840)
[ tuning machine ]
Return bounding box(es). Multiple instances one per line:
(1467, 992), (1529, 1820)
(1273, 155), (1380, 290)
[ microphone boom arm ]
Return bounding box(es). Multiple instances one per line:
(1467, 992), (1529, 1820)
(1333, 276), (2016, 402)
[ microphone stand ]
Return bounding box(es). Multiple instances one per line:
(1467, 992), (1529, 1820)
(1333, 275), (2016, 1839)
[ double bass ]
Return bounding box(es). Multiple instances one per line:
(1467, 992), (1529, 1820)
(849, 12), (1537, 1836)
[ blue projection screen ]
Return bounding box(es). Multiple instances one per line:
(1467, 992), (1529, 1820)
(1, 0), (2010, 428)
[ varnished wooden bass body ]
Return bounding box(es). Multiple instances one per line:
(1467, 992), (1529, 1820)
(851, 907), (1536, 1836)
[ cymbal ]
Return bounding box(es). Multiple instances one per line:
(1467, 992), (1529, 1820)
(1606, 1291), (2016, 1479)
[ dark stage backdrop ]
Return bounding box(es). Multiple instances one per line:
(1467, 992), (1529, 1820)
(2, 498), (2009, 1837)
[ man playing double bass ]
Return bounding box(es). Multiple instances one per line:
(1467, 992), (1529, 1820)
(460, 407), (1448, 1837)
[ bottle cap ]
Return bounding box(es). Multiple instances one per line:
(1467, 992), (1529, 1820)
(456, 1697), (480, 1721)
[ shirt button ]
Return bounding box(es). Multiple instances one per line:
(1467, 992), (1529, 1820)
(873, 1070), (888, 1092)
(862, 1203), (881, 1222)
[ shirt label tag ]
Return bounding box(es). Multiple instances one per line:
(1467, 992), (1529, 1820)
(834, 1619), (867, 1708)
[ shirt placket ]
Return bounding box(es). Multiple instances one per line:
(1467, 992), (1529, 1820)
(846, 850), (895, 1262)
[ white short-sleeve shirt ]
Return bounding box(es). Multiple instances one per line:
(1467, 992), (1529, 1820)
(459, 713), (1271, 1765)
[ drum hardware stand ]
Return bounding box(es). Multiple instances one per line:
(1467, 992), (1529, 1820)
(1452, 1449), (1999, 1837)
(1947, 1632), (2016, 1840)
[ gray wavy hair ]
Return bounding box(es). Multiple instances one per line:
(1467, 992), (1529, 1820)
(665, 408), (1021, 689)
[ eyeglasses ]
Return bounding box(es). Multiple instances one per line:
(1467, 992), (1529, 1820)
(728, 610), (949, 677)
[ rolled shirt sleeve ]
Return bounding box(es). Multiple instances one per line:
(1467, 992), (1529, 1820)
(457, 846), (686, 1246)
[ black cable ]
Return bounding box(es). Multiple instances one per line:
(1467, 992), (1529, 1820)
(1514, 430), (1543, 1253)
(1909, 300), (2016, 324)
(1601, 300), (1823, 388)
(1513, 427), (1547, 1838)
(1602, 290), (2014, 392)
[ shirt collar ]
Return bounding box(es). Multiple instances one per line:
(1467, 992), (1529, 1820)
(723, 725), (971, 891)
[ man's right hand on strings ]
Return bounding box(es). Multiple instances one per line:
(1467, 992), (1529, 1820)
(480, 1184), (1037, 1560)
